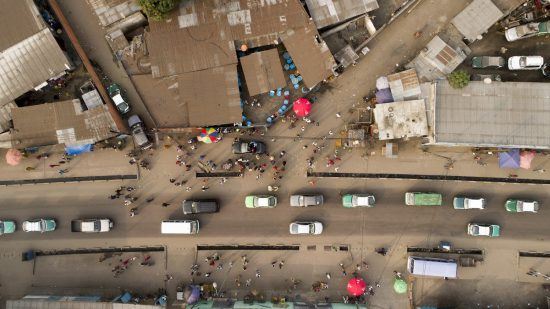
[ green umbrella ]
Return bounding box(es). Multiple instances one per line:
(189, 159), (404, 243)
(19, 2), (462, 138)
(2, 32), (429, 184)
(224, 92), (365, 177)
(393, 278), (407, 294)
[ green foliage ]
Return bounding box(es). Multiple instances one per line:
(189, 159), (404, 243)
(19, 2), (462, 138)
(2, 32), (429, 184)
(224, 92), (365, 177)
(447, 70), (470, 89)
(138, 0), (181, 21)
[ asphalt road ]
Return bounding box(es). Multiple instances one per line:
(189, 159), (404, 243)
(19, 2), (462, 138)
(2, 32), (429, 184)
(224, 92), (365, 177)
(1, 177), (548, 244)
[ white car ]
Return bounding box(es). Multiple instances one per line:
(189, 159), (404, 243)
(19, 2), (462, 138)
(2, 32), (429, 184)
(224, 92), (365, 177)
(453, 197), (486, 210)
(508, 56), (544, 70)
(22, 219), (56, 233)
(505, 21), (549, 42)
(289, 221), (323, 235)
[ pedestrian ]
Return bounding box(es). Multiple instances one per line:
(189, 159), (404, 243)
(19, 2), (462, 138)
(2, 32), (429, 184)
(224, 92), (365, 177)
(256, 270), (261, 278)
(199, 154), (206, 161)
(279, 151), (286, 158)
(204, 272), (211, 277)
(25, 166), (36, 171)
(169, 178), (176, 183)
(279, 260), (284, 269)
(375, 282), (381, 288)
(146, 197), (155, 203)
(201, 186), (209, 191)
(185, 186), (192, 192)
(162, 202), (170, 207)
(326, 273), (331, 279)
(335, 112), (341, 118)
(49, 164), (60, 168)
(164, 274), (173, 282)
(129, 207), (138, 217)
(328, 130), (334, 135)
(235, 275), (242, 287)
(272, 261), (277, 267)
(245, 278), (252, 287)
(58, 168), (69, 175)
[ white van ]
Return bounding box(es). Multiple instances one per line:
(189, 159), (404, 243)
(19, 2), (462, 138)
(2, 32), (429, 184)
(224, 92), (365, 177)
(161, 220), (199, 234)
(407, 256), (457, 279)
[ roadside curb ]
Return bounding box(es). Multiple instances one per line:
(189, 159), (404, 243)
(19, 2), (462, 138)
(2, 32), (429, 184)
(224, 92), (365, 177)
(0, 174), (138, 186)
(307, 172), (550, 185)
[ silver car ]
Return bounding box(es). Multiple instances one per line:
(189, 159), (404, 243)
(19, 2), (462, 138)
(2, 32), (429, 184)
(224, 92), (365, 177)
(289, 221), (323, 235)
(290, 194), (324, 207)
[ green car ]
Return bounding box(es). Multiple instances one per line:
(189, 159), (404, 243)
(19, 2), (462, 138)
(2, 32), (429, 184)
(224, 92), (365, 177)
(342, 194), (375, 208)
(505, 199), (539, 213)
(467, 223), (500, 237)
(245, 195), (277, 208)
(0, 220), (16, 235)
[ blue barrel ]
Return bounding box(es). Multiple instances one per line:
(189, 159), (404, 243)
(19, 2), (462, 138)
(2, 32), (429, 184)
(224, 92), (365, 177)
(283, 99), (289, 105)
(283, 52), (291, 60)
(293, 84), (299, 89)
(269, 90), (275, 96)
(283, 90), (290, 96)
(284, 64), (290, 70)
(289, 64), (296, 70)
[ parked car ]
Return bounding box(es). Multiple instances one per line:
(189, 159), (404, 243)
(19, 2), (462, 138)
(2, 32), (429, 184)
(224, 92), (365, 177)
(342, 194), (375, 208)
(232, 139), (266, 154)
(22, 219), (56, 233)
(453, 197), (486, 210)
(183, 200), (220, 214)
(505, 21), (549, 42)
(508, 56), (544, 70)
(405, 192), (442, 206)
(290, 194), (324, 207)
(505, 199), (539, 213)
(471, 56), (505, 68)
(108, 83), (131, 114)
(289, 221), (323, 235)
(467, 223), (500, 237)
(71, 219), (113, 232)
(128, 115), (153, 150)
(245, 195), (277, 208)
(0, 220), (16, 235)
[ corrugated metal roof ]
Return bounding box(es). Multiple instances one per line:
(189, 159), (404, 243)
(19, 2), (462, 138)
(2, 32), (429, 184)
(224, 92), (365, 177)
(0, 28), (72, 106)
(433, 81), (550, 149)
(11, 100), (116, 148)
(241, 49), (286, 96)
(86, 0), (141, 27)
(280, 21), (336, 89)
(305, 0), (379, 29)
(387, 69), (421, 101)
(451, 0), (503, 42)
(406, 36), (467, 82)
(0, 0), (45, 51)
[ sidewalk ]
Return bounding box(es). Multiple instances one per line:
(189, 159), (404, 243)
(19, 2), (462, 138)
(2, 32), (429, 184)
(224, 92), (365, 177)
(0, 144), (138, 184)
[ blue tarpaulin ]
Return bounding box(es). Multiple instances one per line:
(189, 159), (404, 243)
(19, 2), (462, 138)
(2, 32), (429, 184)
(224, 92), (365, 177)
(499, 149), (520, 169)
(65, 144), (93, 155)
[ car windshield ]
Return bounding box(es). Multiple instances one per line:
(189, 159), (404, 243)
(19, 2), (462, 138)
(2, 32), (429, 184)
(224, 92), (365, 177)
(309, 224), (315, 234)
(0, 222), (4, 232)
(521, 202), (536, 212)
(113, 93), (125, 104)
(356, 196), (370, 205)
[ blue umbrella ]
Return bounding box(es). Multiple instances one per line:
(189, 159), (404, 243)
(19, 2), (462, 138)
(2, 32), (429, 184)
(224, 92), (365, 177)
(499, 149), (520, 169)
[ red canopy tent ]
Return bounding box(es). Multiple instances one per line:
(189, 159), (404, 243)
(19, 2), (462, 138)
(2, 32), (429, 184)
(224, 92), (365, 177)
(347, 277), (367, 296)
(293, 98), (312, 117)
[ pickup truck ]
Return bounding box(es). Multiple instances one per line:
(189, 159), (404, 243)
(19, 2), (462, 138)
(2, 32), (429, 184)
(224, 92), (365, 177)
(71, 219), (113, 233)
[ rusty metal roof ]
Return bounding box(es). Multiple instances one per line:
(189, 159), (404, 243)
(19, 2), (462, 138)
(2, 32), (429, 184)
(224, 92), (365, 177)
(240, 49), (286, 96)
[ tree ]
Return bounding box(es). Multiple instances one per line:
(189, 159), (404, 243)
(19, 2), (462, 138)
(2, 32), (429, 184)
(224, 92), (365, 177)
(447, 70), (470, 89)
(139, 0), (181, 21)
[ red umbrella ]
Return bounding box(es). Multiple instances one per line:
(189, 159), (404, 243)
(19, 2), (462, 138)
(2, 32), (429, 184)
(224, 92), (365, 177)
(293, 98), (312, 117)
(5, 148), (22, 166)
(347, 277), (367, 296)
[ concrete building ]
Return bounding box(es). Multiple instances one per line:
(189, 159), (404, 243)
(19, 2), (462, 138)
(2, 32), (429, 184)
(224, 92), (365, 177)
(305, 0), (379, 29)
(0, 0), (72, 131)
(424, 81), (550, 149)
(451, 0), (503, 42)
(373, 100), (428, 141)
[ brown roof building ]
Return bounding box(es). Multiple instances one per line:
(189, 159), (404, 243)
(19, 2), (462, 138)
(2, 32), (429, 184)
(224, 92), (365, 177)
(240, 49), (286, 96)
(10, 100), (116, 148)
(0, 0), (72, 113)
(305, 0), (379, 29)
(280, 21), (336, 89)
(140, 0), (335, 127)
